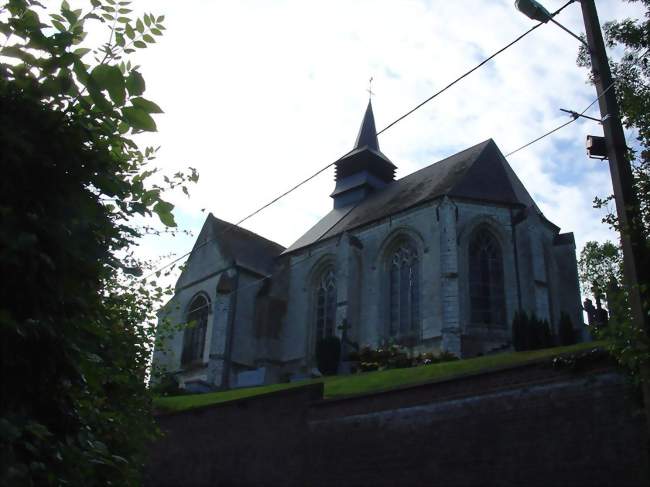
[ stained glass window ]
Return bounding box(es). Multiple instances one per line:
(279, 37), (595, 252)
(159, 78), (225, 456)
(389, 242), (419, 337)
(315, 268), (337, 339)
(181, 295), (209, 366)
(469, 228), (505, 326)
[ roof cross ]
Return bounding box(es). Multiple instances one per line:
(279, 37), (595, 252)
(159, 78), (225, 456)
(366, 76), (374, 100)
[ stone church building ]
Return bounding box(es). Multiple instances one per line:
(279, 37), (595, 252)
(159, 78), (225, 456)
(152, 101), (585, 391)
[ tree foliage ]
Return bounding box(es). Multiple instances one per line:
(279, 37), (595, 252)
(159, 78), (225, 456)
(0, 0), (196, 484)
(575, 0), (650, 237)
(578, 240), (623, 301)
(593, 0), (650, 235)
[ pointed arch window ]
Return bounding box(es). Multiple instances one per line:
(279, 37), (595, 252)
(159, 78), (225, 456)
(315, 268), (337, 339)
(182, 295), (209, 366)
(469, 228), (506, 326)
(389, 241), (420, 337)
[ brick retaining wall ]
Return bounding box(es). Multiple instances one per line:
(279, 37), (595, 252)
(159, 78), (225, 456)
(146, 360), (648, 486)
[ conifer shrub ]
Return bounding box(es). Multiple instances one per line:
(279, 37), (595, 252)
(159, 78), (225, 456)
(316, 336), (342, 375)
(512, 311), (527, 351)
(558, 312), (577, 346)
(512, 311), (554, 351)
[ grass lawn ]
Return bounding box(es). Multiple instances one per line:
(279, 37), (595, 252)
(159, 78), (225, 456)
(154, 340), (606, 413)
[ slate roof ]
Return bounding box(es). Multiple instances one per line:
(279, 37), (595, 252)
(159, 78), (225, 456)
(207, 214), (285, 275)
(283, 138), (546, 254)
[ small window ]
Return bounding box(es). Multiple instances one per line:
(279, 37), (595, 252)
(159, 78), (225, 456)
(181, 295), (209, 366)
(469, 228), (506, 326)
(389, 240), (419, 337)
(315, 268), (337, 339)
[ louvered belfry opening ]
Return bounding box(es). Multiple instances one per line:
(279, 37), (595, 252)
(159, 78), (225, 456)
(331, 100), (397, 208)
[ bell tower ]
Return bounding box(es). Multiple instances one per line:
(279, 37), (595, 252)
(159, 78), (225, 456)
(330, 101), (396, 208)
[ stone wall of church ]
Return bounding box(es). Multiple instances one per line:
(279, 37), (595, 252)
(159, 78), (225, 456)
(153, 270), (224, 389)
(152, 217), (238, 389)
(155, 196), (586, 388)
(280, 197), (585, 369)
(552, 240), (585, 337)
(229, 271), (264, 369)
(357, 203), (442, 349)
(515, 212), (557, 323)
(281, 201), (445, 371)
(455, 200), (518, 351)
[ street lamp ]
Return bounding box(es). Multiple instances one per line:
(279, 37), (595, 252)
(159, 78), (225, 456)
(515, 0), (552, 22)
(515, 0), (589, 48)
(515, 0), (650, 430)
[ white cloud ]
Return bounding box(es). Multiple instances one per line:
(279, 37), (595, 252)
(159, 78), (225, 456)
(121, 0), (643, 271)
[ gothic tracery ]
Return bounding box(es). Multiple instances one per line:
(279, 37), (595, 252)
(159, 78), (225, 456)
(468, 228), (506, 327)
(389, 240), (420, 338)
(315, 267), (337, 339)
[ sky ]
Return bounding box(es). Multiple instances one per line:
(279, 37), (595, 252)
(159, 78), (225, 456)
(112, 0), (645, 278)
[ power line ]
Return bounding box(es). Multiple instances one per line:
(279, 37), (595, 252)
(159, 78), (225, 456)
(141, 160), (342, 280)
(143, 1), (575, 281)
(206, 85), (620, 304)
(505, 119), (576, 158)
(140, 157), (345, 281)
(377, 0), (575, 135)
(505, 80), (616, 158)
(217, 86), (619, 301)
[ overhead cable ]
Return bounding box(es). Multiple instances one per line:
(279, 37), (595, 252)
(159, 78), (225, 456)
(142, 1), (575, 281)
(505, 80), (616, 158)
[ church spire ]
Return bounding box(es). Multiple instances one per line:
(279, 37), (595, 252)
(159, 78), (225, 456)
(330, 100), (397, 209)
(353, 100), (380, 151)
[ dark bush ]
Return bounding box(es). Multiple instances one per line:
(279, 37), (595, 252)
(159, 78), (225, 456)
(512, 310), (528, 351)
(150, 373), (184, 396)
(558, 312), (576, 345)
(512, 311), (554, 351)
(437, 350), (460, 362)
(357, 344), (459, 371)
(316, 336), (341, 375)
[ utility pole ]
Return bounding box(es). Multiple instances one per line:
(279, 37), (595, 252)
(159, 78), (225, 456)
(580, 0), (650, 429)
(580, 0), (649, 337)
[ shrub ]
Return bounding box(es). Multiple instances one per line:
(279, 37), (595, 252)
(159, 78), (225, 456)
(536, 318), (554, 349)
(512, 311), (528, 351)
(512, 311), (554, 351)
(437, 350), (460, 362)
(357, 344), (459, 371)
(0, 3), (187, 484)
(150, 373), (184, 397)
(316, 336), (341, 375)
(558, 312), (577, 346)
